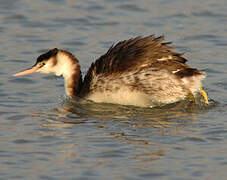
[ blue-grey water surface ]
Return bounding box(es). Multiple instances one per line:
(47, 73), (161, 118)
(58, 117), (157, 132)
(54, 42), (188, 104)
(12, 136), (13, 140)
(1, 0), (227, 179)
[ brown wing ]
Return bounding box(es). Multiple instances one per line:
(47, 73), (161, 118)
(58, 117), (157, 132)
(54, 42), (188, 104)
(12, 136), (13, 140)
(81, 35), (197, 95)
(87, 35), (187, 75)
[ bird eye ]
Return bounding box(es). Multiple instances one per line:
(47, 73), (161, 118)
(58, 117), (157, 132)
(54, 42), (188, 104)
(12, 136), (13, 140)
(38, 61), (46, 67)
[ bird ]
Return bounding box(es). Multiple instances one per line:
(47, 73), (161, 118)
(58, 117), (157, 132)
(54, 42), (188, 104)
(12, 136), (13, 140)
(13, 35), (209, 107)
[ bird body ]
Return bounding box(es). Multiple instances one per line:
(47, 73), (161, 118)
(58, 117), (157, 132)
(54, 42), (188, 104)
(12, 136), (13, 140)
(14, 35), (208, 107)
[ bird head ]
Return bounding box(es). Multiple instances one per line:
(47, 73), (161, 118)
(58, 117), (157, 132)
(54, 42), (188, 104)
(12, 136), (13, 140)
(13, 48), (59, 77)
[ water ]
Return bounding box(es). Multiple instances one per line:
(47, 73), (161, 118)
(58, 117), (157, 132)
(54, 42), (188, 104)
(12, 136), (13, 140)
(1, 0), (227, 179)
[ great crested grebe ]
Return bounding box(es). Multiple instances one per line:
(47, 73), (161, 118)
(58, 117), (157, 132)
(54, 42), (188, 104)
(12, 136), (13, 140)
(13, 35), (209, 107)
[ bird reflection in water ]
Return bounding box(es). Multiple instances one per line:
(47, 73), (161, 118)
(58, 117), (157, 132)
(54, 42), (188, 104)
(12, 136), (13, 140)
(35, 93), (215, 128)
(28, 97), (217, 173)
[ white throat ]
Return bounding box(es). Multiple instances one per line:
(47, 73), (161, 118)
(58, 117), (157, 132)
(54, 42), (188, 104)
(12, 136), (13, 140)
(53, 51), (76, 78)
(55, 51), (81, 97)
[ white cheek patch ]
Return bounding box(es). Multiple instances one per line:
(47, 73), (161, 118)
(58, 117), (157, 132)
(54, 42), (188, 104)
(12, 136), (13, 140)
(36, 62), (53, 74)
(36, 59), (59, 74)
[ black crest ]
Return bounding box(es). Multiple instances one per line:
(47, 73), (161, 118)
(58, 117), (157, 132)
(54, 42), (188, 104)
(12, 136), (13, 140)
(35, 48), (58, 65)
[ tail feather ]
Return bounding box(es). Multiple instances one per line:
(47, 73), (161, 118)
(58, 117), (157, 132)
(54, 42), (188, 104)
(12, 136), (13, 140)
(175, 68), (206, 94)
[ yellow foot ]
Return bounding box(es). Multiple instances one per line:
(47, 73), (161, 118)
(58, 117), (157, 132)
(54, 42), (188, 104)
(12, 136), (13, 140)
(200, 88), (209, 104)
(186, 92), (195, 103)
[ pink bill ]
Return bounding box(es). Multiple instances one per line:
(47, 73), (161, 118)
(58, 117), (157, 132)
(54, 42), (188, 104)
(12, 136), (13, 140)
(13, 67), (38, 77)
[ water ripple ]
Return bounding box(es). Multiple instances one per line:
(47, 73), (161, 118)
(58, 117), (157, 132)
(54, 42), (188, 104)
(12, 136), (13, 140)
(179, 137), (206, 143)
(117, 4), (147, 12)
(0, 0), (226, 179)
(192, 10), (227, 18)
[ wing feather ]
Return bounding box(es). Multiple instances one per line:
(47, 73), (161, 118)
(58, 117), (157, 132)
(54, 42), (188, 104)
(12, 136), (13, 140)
(81, 35), (192, 95)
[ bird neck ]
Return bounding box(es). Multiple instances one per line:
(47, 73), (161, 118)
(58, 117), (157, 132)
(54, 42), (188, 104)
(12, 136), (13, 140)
(56, 50), (83, 97)
(64, 69), (82, 97)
